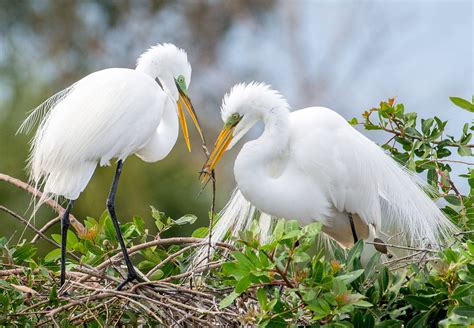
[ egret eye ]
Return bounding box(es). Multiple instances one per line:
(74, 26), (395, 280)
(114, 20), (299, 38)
(226, 113), (241, 127)
(177, 75), (185, 84)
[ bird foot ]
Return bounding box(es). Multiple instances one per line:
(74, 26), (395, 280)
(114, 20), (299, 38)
(59, 290), (70, 297)
(116, 271), (145, 290)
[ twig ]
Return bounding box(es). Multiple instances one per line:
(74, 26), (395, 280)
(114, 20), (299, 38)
(31, 215), (60, 243)
(0, 206), (57, 247)
(160, 261), (224, 282)
(434, 159), (474, 165)
(0, 205), (81, 262)
(0, 173), (86, 235)
(365, 240), (437, 253)
(208, 169), (216, 263)
(372, 126), (474, 148)
(78, 238), (234, 284)
(200, 143), (217, 264)
(146, 241), (207, 278)
(0, 268), (30, 276)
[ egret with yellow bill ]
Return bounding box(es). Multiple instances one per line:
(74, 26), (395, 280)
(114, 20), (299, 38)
(199, 82), (456, 263)
(20, 43), (203, 290)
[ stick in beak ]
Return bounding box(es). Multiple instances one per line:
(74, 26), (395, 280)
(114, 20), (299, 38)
(200, 125), (234, 183)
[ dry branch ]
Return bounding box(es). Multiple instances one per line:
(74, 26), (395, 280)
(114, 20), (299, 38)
(0, 173), (86, 235)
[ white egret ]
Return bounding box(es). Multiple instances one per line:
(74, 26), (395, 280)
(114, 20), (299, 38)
(19, 43), (204, 290)
(199, 82), (457, 263)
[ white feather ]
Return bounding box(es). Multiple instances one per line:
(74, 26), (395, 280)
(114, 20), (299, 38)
(193, 82), (457, 268)
(21, 43), (192, 201)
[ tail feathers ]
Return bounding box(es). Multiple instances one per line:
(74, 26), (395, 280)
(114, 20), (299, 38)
(191, 189), (265, 269)
(37, 161), (96, 201)
(376, 155), (458, 249)
(17, 85), (75, 135)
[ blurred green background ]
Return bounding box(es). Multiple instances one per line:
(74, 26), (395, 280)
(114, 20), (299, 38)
(0, 1), (471, 248)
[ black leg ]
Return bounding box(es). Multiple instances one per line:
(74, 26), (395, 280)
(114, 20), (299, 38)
(60, 200), (74, 287)
(106, 160), (142, 290)
(348, 213), (359, 244)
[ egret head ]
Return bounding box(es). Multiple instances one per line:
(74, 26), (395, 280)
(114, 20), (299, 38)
(136, 43), (203, 151)
(201, 82), (289, 180)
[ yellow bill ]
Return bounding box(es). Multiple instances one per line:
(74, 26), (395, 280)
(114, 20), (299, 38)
(176, 88), (204, 152)
(177, 100), (191, 152)
(200, 124), (234, 183)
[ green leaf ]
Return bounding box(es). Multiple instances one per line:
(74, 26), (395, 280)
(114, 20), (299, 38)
(52, 234), (61, 244)
(151, 206), (166, 231)
(452, 283), (474, 300)
(445, 195), (461, 206)
(421, 118), (434, 135)
(453, 306), (474, 318)
(450, 96), (473, 112)
(347, 240), (364, 265)
(149, 269), (164, 281)
(301, 222), (322, 237)
(133, 216), (145, 234)
(191, 227), (208, 238)
(458, 145), (472, 157)
(375, 320), (403, 328)
(12, 244), (37, 262)
(174, 214), (197, 225)
(406, 312), (428, 328)
(257, 288), (268, 309)
(104, 217), (117, 242)
(235, 275), (252, 294)
(348, 117), (359, 125)
(49, 284), (58, 306)
(232, 252), (255, 271)
(377, 266), (389, 293)
(293, 252), (311, 263)
(353, 311), (365, 328)
(44, 248), (61, 262)
(352, 300), (373, 308)
(219, 291), (239, 309)
(335, 269), (365, 284)
(405, 295), (433, 311)
(437, 147), (452, 158)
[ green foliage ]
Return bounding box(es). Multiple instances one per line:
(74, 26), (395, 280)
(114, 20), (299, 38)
(351, 97), (473, 232)
(199, 218), (473, 326)
(0, 97), (472, 326)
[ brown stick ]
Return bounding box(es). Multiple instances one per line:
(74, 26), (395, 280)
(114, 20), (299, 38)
(31, 215), (60, 243)
(0, 205), (82, 262)
(0, 173), (86, 235)
(77, 238), (234, 284)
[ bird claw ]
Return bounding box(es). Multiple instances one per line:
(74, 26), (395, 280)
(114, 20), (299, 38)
(116, 272), (144, 291)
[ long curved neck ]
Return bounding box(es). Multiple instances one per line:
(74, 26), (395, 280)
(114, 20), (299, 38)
(234, 105), (291, 205)
(135, 96), (179, 162)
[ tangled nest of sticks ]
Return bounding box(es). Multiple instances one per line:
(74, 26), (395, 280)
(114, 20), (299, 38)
(3, 243), (247, 327)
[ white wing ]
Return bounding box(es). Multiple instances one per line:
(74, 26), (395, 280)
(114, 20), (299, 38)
(25, 68), (165, 199)
(290, 107), (456, 247)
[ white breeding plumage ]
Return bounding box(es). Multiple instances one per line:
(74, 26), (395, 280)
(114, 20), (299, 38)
(197, 82), (457, 264)
(19, 43), (203, 290)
